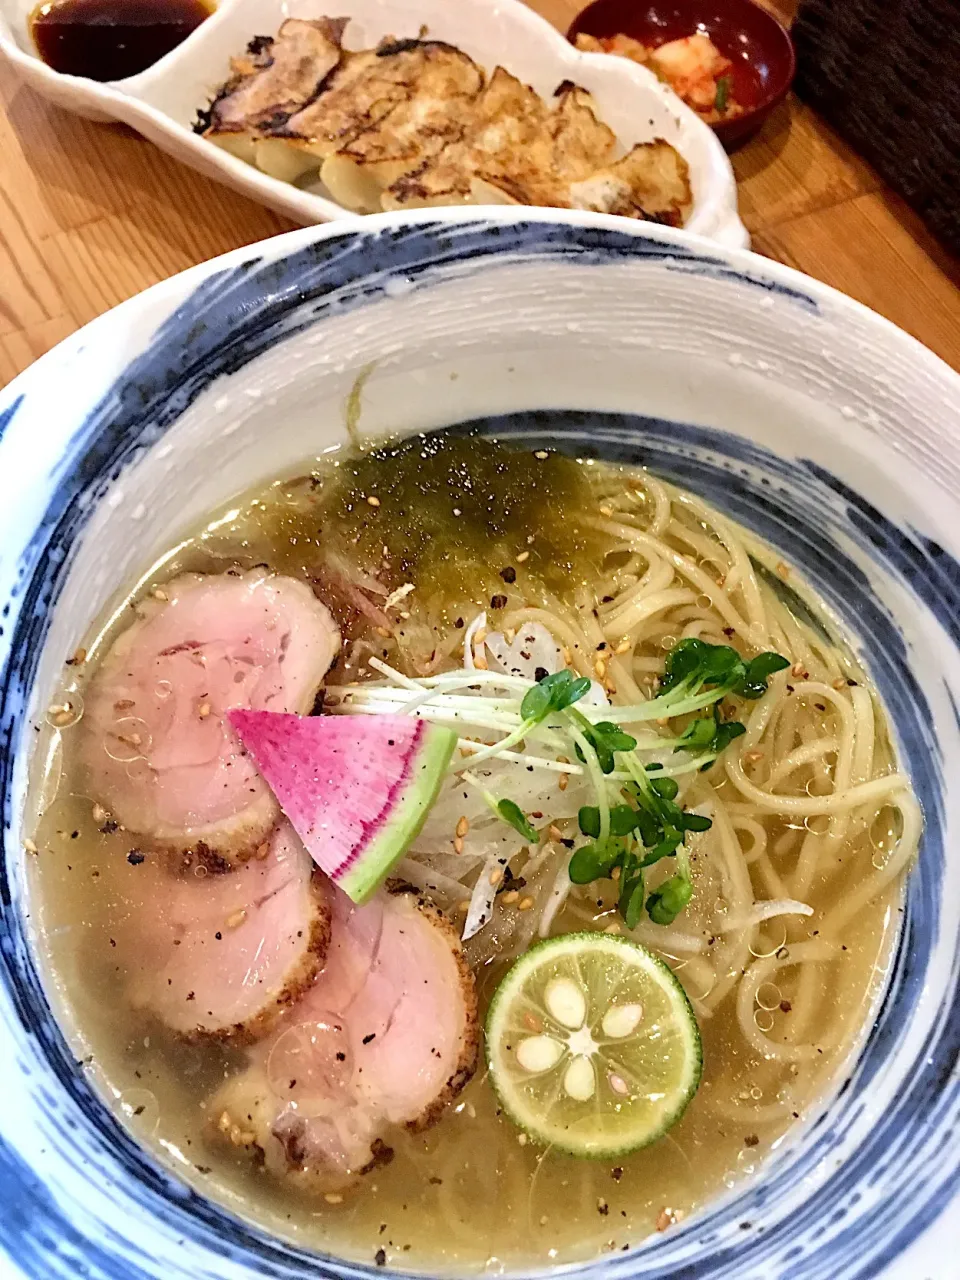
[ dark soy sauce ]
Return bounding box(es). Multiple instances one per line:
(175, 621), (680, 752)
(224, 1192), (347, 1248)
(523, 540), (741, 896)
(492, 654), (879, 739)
(31, 0), (212, 81)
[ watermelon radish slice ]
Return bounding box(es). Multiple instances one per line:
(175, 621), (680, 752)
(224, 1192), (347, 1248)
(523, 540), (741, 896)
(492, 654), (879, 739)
(228, 710), (457, 904)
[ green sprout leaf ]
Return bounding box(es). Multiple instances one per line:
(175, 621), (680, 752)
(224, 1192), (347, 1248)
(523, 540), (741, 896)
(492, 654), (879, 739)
(568, 841), (620, 884)
(520, 669), (592, 721)
(578, 806), (601, 839)
(609, 804), (640, 836)
(646, 874), (694, 925)
(735, 652), (791, 700)
(715, 74), (731, 114)
(497, 799), (538, 843)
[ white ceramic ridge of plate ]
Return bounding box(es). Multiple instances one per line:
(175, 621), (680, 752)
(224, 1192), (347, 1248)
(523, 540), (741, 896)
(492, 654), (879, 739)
(0, 0), (747, 247)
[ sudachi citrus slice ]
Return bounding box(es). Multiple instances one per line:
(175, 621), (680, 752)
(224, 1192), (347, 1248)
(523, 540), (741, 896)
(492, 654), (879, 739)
(485, 932), (701, 1158)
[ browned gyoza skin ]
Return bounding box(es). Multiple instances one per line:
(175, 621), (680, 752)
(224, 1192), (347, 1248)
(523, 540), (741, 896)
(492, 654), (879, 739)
(124, 822), (331, 1042)
(275, 39), (483, 161)
(81, 570), (339, 863)
(210, 885), (479, 1188)
(204, 17), (346, 137)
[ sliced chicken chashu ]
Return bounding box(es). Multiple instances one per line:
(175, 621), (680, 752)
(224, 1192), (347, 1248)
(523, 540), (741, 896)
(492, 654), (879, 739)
(209, 885), (479, 1191)
(125, 822), (331, 1043)
(568, 140), (693, 225)
(81, 569), (340, 864)
(202, 18), (346, 167)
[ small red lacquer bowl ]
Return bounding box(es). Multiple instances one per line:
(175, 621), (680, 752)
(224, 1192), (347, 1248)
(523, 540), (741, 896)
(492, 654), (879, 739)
(568, 0), (796, 149)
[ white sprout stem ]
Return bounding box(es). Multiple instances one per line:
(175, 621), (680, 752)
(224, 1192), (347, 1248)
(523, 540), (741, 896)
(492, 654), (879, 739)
(460, 771), (508, 821)
(565, 721), (612, 843)
(338, 700), (527, 737)
(450, 715), (540, 771)
(368, 656), (533, 694)
(606, 687), (727, 724)
(456, 745), (585, 774)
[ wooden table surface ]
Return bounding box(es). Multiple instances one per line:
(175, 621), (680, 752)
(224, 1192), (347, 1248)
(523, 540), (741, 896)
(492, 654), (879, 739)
(1, 0), (958, 386)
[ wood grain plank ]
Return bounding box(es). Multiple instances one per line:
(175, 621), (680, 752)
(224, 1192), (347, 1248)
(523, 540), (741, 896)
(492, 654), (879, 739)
(753, 192), (960, 369)
(732, 98), (880, 233)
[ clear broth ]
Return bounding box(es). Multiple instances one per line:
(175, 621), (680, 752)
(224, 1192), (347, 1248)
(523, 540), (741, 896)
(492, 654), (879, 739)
(29, 437), (904, 1271)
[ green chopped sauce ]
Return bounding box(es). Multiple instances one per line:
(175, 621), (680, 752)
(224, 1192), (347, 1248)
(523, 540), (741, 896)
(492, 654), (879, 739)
(326, 432), (610, 602)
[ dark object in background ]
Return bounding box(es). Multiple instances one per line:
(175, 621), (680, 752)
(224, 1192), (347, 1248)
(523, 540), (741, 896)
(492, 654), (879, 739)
(567, 0), (796, 150)
(792, 0), (960, 255)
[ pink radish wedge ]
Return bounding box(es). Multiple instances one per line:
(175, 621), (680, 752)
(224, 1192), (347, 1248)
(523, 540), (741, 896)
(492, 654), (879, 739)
(228, 710), (457, 903)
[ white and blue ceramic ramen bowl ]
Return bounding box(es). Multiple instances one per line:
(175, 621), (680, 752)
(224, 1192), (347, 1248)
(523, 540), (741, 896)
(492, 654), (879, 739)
(1, 209), (959, 1280)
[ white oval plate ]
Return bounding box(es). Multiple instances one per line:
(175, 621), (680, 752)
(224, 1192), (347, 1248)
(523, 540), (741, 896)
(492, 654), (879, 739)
(0, 0), (747, 246)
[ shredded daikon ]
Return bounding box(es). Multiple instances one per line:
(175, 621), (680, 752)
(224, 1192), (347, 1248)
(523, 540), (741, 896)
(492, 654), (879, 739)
(539, 856), (572, 938)
(463, 846), (504, 940)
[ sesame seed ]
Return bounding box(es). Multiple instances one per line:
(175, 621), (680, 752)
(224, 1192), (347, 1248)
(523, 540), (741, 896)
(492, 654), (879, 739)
(69, 646), (87, 666)
(791, 662), (805, 678)
(599, 505), (613, 517)
(548, 824), (563, 843)
(456, 816), (469, 838)
(832, 677), (847, 690)
(255, 842), (270, 860)
(325, 1193), (344, 1204)
(226, 909), (247, 930)
(453, 836), (464, 855)
(366, 495), (381, 507)
(595, 658), (607, 679)
(502, 890), (519, 905)
(615, 639), (631, 655)
(152, 587), (168, 601)
(516, 551), (530, 563)
(518, 896), (535, 911)
(375, 626), (392, 638)
(776, 562), (790, 580)
(744, 750), (764, 763)
(92, 804), (106, 825)
(23, 838), (38, 854)
(474, 655), (489, 670)
(534, 451), (549, 460)
(489, 867), (504, 887)
(198, 703), (211, 719)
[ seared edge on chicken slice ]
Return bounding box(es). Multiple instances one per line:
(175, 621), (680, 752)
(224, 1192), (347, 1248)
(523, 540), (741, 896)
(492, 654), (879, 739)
(125, 822), (331, 1043)
(209, 884), (479, 1190)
